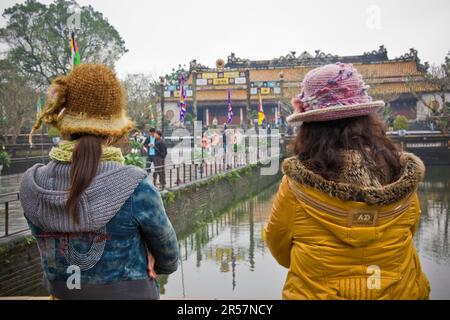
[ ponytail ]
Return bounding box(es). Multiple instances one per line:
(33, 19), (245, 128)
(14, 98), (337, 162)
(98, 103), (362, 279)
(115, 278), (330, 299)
(66, 135), (103, 223)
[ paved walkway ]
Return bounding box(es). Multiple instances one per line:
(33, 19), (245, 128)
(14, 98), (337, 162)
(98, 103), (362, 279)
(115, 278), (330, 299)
(0, 174), (22, 194)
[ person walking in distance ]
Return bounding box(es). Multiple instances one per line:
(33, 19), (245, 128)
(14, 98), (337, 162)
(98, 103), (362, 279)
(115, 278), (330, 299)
(222, 124), (228, 155)
(153, 130), (167, 189)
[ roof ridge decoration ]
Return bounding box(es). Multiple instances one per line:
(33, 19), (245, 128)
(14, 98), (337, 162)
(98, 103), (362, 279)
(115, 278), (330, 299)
(224, 46), (390, 69)
(189, 59), (209, 72)
(363, 45), (388, 58)
(392, 48), (429, 72)
(189, 46), (428, 72)
(227, 52), (251, 67)
(361, 45), (389, 62)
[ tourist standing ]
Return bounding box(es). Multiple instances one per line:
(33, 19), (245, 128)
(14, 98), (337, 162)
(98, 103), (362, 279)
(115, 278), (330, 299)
(222, 124), (228, 154)
(212, 131), (221, 158)
(265, 63), (429, 300)
(144, 128), (156, 170)
(153, 130), (167, 189)
(20, 64), (179, 300)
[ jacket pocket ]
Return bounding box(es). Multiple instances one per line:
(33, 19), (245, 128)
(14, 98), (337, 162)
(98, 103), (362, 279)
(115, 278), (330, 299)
(337, 277), (377, 300)
(335, 275), (404, 300)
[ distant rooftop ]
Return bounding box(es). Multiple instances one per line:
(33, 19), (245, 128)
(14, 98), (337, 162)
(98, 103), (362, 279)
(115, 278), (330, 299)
(189, 45), (429, 73)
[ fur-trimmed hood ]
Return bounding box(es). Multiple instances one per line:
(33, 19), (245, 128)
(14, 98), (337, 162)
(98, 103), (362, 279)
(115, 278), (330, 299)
(282, 151), (425, 206)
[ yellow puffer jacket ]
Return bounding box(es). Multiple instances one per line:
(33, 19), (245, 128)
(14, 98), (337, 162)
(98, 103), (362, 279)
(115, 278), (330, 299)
(265, 152), (430, 300)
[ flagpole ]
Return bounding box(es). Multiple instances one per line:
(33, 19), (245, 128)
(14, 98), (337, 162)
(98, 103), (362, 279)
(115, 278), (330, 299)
(70, 31), (81, 69)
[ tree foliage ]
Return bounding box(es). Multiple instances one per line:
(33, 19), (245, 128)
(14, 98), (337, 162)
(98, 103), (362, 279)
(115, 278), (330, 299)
(0, 59), (36, 144)
(122, 73), (159, 130)
(393, 115), (409, 131)
(164, 64), (189, 85)
(0, 0), (127, 87)
(407, 52), (450, 132)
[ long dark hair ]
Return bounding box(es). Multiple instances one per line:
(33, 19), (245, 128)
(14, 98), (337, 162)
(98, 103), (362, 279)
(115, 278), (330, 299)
(293, 114), (402, 185)
(66, 134), (103, 223)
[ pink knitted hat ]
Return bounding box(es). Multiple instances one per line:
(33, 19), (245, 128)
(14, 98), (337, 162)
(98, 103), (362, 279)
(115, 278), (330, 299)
(287, 63), (384, 123)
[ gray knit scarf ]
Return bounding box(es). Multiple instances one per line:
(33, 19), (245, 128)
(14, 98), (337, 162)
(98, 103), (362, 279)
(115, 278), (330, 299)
(20, 160), (147, 232)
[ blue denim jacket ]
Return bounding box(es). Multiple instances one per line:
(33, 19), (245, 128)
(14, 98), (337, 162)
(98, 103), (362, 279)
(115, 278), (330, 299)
(27, 177), (179, 299)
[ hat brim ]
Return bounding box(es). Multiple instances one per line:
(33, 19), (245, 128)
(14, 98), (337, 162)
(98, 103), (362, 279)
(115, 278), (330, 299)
(58, 112), (134, 138)
(286, 101), (385, 124)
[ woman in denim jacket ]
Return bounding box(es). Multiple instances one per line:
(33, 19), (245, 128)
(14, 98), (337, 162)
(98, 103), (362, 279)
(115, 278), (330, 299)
(20, 64), (179, 300)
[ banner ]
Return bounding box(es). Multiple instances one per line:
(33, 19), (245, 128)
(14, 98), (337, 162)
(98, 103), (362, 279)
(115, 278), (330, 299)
(235, 77), (246, 84)
(196, 71), (247, 86)
(70, 31), (81, 68)
(258, 93), (265, 126)
(179, 75), (187, 121)
(224, 71), (240, 78)
(227, 88), (233, 124)
(213, 78), (229, 85)
(260, 87), (271, 95)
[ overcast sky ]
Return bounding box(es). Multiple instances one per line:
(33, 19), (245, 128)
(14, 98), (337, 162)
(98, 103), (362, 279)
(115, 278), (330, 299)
(1, 0), (449, 78)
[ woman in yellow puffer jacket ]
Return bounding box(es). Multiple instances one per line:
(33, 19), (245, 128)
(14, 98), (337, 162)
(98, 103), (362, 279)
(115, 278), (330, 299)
(265, 63), (430, 300)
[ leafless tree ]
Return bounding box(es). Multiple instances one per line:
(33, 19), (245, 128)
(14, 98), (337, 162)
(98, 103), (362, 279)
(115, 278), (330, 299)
(122, 74), (159, 130)
(406, 58), (450, 132)
(0, 59), (36, 144)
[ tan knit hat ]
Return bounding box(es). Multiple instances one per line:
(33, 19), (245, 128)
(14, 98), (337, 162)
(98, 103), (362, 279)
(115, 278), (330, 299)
(30, 64), (133, 144)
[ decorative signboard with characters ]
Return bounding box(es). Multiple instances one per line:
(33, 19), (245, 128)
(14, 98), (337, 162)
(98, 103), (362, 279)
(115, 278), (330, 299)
(250, 81), (281, 95)
(164, 85), (193, 98)
(196, 71), (247, 86)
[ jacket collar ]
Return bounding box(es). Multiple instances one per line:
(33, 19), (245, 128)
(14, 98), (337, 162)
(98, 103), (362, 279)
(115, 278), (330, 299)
(282, 151), (425, 206)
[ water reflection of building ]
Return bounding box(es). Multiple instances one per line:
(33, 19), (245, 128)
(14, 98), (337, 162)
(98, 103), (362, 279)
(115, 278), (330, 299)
(415, 167), (450, 264)
(162, 187), (276, 293)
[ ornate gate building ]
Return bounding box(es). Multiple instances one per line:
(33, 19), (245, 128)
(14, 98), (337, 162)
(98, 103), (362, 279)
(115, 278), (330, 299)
(162, 46), (434, 128)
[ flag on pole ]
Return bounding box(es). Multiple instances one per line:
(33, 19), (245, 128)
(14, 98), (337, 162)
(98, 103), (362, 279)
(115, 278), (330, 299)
(70, 31), (81, 68)
(258, 93), (265, 126)
(179, 75), (187, 121)
(276, 100), (281, 125)
(227, 88), (233, 124)
(148, 104), (156, 126)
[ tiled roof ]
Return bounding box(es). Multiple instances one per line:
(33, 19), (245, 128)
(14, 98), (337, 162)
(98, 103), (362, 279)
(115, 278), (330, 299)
(247, 61), (423, 82)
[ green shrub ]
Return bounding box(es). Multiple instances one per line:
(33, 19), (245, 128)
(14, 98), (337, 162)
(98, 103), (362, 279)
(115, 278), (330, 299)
(130, 140), (143, 150)
(225, 171), (240, 182)
(124, 153), (145, 169)
(166, 192), (175, 205)
(184, 113), (193, 122)
(0, 151), (11, 167)
(393, 115), (409, 131)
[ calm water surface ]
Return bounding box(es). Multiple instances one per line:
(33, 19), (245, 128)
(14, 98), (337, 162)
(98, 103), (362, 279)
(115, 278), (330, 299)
(160, 166), (450, 299)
